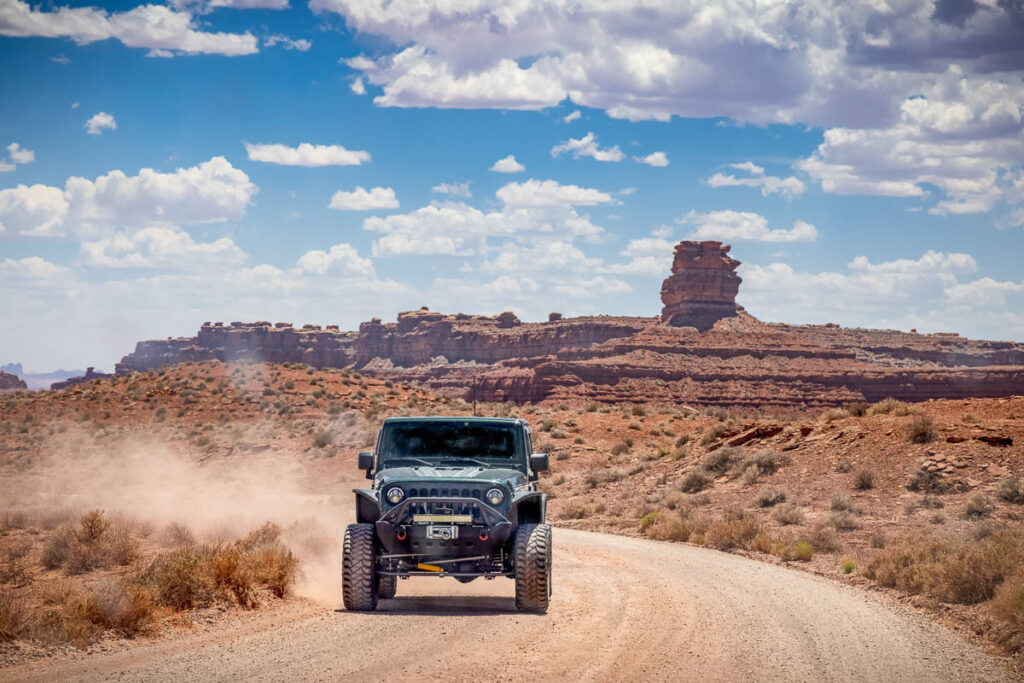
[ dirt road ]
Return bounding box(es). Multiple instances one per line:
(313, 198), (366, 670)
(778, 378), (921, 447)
(5, 528), (1012, 682)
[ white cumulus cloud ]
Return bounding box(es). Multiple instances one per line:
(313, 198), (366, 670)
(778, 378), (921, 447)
(705, 162), (806, 199)
(0, 0), (259, 56)
(84, 112), (116, 135)
(0, 156), (256, 238)
(682, 210), (817, 243)
(328, 186), (399, 211)
(636, 151), (668, 167)
(431, 181), (472, 198)
(296, 243), (375, 276)
(551, 132), (623, 162)
(264, 34), (310, 51)
(490, 155), (525, 173)
(244, 142), (370, 166)
(79, 226), (246, 269)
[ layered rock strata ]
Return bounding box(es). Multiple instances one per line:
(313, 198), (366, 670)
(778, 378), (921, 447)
(110, 240), (1024, 408)
(660, 240), (741, 330)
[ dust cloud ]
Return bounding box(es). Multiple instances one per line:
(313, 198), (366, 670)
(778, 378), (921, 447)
(1, 422), (369, 605)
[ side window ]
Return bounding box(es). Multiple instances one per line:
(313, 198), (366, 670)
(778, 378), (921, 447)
(525, 428), (533, 456)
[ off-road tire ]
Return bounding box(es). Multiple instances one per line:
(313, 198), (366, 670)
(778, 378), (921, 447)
(343, 524), (377, 611)
(377, 575), (397, 599)
(514, 523), (552, 613)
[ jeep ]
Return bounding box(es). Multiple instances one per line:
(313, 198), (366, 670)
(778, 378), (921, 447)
(342, 416), (552, 613)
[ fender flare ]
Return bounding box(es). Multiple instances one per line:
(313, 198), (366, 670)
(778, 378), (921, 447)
(354, 489), (380, 524)
(510, 491), (546, 527)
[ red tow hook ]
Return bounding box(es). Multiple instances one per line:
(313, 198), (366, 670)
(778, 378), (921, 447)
(396, 527), (407, 541)
(478, 530), (489, 541)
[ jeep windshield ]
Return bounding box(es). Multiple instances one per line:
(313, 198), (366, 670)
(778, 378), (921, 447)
(378, 421), (521, 466)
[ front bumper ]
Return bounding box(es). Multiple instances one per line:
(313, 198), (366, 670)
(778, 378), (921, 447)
(375, 496), (513, 556)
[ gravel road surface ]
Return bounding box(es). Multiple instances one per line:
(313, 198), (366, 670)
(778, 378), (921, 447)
(5, 528), (1012, 682)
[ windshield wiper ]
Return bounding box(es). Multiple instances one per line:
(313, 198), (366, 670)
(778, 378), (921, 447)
(438, 457), (491, 468)
(383, 457), (434, 467)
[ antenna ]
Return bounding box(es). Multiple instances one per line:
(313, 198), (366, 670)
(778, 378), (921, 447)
(472, 375), (478, 416)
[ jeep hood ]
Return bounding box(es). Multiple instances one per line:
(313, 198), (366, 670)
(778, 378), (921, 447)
(376, 466), (526, 490)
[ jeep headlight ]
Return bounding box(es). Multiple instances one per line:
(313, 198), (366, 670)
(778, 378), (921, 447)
(386, 487), (405, 504)
(486, 488), (504, 505)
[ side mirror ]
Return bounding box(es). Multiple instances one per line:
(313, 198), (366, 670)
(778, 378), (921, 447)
(358, 451), (374, 473)
(529, 453), (549, 472)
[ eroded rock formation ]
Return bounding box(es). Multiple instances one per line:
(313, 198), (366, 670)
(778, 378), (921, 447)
(111, 239), (1024, 408)
(50, 367), (112, 390)
(0, 371), (27, 390)
(660, 240), (742, 330)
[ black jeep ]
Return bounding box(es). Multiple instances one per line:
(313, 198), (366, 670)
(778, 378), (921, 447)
(342, 416), (552, 613)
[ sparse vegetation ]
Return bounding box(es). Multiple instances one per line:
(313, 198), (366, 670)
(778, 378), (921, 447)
(755, 487), (787, 508)
(909, 413), (937, 444)
(853, 468), (874, 490)
(997, 476), (1024, 505)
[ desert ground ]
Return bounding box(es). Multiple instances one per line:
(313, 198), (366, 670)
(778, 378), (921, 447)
(2, 361), (1023, 679)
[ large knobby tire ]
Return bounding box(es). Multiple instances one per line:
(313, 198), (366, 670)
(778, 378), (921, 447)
(514, 523), (552, 613)
(377, 575), (397, 599)
(342, 524), (378, 611)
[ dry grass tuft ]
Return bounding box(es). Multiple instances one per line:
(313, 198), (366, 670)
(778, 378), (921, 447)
(997, 476), (1024, 505)
(705, 508), (763, 551)
(865, 529), (1024, 605)
(909, 413), (937, 444)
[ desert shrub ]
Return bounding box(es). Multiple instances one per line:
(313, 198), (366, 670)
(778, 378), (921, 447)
(705, 508), (763, 551)
(163, 521), (196, 547)
(609, 441), (631, 456)
(583, 468), (626, 488)
(755, 487), (787, 508)
(561, 501), (589, 520)
(680, 470), (711, 493)
(312, 430), (334, 448)
(674, 433), (691, 448)
(871, 533), (888, 549)
(865, 530), (1024, 604)
(906, 466), (956, 494)
(732, 449), (790, 482)
(853, 468), (874, 490)
(824, 408), (847, 422)
(537, 418), (555, 432)
(997, 476), (1024, 505)
(774, 540), (813, 562)
(842, 560), (855, 574)
(702, 446), (743, 475)
(639, 510), (705, 543)
(909, 413), (936, 444)
(991, 569), (1024, 636)
(829, 510), (861, 531)
(870, 398), (912, 415)
(0, 593), (30, 642)
(772, 502), (805, 526)
(963, 493), (995, 519)
(845, 401), (870, 417)
(700, 422), (733, 445)
(1, 540), (34, 587)
(807, 523), (841, 553)
(830, 494), (856, 512)
(64, 579), (156, 640)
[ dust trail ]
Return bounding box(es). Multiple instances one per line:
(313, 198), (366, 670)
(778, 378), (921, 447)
(1, 423), (369, 605)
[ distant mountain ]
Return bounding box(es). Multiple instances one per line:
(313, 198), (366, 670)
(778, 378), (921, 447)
(1, 363), (89, 391)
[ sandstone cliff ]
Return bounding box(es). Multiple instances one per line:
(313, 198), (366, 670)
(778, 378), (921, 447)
(111, 240), (1024, 408)
(0, 370), (27, 390)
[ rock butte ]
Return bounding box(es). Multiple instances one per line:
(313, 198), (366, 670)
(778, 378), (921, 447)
(0, 370), (27, 391)
(113, 240), (1024, 408)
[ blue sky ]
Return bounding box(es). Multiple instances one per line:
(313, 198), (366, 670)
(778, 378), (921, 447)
(1, 0), (1023, 371)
